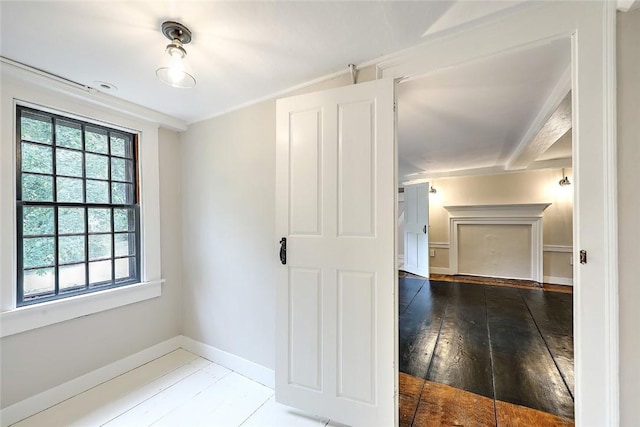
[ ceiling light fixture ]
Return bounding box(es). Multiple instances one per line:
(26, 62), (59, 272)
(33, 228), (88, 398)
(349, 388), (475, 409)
(429, 186), (437, 194)
(559, 168), (571, 186)
(156, 21), (196, 88)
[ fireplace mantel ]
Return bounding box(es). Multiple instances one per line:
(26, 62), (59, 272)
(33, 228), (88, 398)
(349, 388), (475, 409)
(444, 203), (551, 218)
(444, 203), (552, 282)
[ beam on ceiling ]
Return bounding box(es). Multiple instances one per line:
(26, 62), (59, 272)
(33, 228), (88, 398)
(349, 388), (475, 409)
(618, 0), (640, 12)
(505, 67), (571, 170)
(400, 157), (572, 185)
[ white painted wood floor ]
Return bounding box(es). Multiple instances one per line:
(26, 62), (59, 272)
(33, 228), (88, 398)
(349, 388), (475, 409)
(14, 349), (344, 427)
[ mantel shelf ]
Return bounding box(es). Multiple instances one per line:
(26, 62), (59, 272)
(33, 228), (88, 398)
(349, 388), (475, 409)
(444, 203), (552, 218)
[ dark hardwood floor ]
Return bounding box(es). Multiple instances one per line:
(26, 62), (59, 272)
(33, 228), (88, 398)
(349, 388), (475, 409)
(399, 274), (574, 425)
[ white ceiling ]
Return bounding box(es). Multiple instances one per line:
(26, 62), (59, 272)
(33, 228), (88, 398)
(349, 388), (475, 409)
(1, 1), (574, 179)
(0, 0), (469, 123)
(397, 37), (571, 179)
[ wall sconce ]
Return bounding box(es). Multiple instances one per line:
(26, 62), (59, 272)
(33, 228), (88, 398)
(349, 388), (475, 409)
(558, 168), (571, 186)
(429, 186), (437, 194)
(156, 21), (196, 88)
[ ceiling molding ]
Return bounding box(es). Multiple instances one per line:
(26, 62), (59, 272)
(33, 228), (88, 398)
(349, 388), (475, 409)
(187, 66), (354, 125)
(527, 157), (572, 170)
(505, 67), (571, 170)
(187, 40), (407, 125)
(617, 0), (640, 12)
(0, 57), (188, 132)
(400, 157), (571, 185)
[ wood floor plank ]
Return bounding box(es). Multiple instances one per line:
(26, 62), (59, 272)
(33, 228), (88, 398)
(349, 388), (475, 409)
(519, 289), (574, 396)
(152, 371), (273, 427)
(429, 274), (573, 294)
(399, 280), (451, 378)
(399, 277), (426, 316)
(14, 349), (199, 427)
(426, 282), (494, 399)
(485, 287), (574, 419)
(241, 396), (328, 427)
(399, 373), (424, 427)
(495, 400), (575, 427)
(412, 380), (496, 427)
(104, 362), (231, 426)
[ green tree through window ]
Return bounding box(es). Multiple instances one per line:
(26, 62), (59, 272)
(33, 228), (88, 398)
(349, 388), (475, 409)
(16, 106), (140, 306)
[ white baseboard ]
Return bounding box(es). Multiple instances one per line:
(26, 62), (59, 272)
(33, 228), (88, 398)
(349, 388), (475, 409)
(0, 335), (276, 426)
(0, 336), (181, 427)
(543, 275), (574, 286)
(429, 267), (451, 275)
(179, 336), (275, 389)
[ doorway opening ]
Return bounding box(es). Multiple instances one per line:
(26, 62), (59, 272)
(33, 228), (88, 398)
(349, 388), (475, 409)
(395, 37), (575, 426)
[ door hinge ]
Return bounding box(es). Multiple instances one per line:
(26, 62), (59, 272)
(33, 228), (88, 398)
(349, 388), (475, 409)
(393, 101), (397, 112)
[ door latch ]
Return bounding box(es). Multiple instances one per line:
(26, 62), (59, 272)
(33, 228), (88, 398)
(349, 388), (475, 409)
(279, 237), (287, 265)
(579, 250), (587, 265)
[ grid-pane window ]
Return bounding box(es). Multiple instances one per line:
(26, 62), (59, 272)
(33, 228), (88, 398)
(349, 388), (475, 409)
(16, 106), (140, 306)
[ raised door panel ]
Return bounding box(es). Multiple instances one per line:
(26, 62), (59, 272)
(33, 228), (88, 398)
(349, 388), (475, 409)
(337, 100), (375, 237)
(289, 109), (322, 236)
(288, 268), (323, 391)
(337, 271), (376, 404)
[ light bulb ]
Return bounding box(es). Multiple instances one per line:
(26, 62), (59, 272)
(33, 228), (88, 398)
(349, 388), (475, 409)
(167, 55), (186, 84)
(156, 44), (196, 88)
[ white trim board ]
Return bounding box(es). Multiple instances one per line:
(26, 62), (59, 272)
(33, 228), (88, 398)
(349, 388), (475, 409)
(0, 337), (181, 427)
(429, 267), (451, 275)
(179, 336), (275, 389)
(544, 276), (574, 286)
(0, 335), (276, 426)
(445, 204), (550, 283)
(0, 280), (163, 338)
(0, 58), (187, 132)
(380, 4), (618, 423)
(428, 243), (572, 253)
(429, 242), (450, 249)
(544, 245), (573, 253)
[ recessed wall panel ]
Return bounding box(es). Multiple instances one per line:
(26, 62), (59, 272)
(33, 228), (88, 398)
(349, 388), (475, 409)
(289, 110), (322, 235)
(337, 271), (375, 404)
(458, 224), (532, 279)
(338, 101), (375, 237)
(288, 268), (322, 391)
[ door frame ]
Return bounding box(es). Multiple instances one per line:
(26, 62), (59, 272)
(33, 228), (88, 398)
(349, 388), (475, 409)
(379, 2), (618, 425)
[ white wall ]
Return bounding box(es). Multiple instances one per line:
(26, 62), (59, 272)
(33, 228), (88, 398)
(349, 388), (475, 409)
(180, 69), (376, 371)
(0, 79), (183, 408)
(617, 8), (640, 426)
(181, 100), (277, 369)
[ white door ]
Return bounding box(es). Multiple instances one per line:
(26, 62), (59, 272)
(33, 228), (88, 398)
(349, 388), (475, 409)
(275, 79), (396, 427)
(403, 183), (429, 277)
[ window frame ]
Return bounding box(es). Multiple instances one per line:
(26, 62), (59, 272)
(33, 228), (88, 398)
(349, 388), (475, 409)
(1, 68), (169, 338)
(15, 105), (142, 306)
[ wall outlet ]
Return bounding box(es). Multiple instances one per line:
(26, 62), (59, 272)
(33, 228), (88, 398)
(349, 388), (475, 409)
(430, 249), (436, 257)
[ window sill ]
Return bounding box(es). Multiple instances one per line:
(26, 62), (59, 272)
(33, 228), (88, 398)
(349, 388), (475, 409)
(0, 280), (163, 338)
